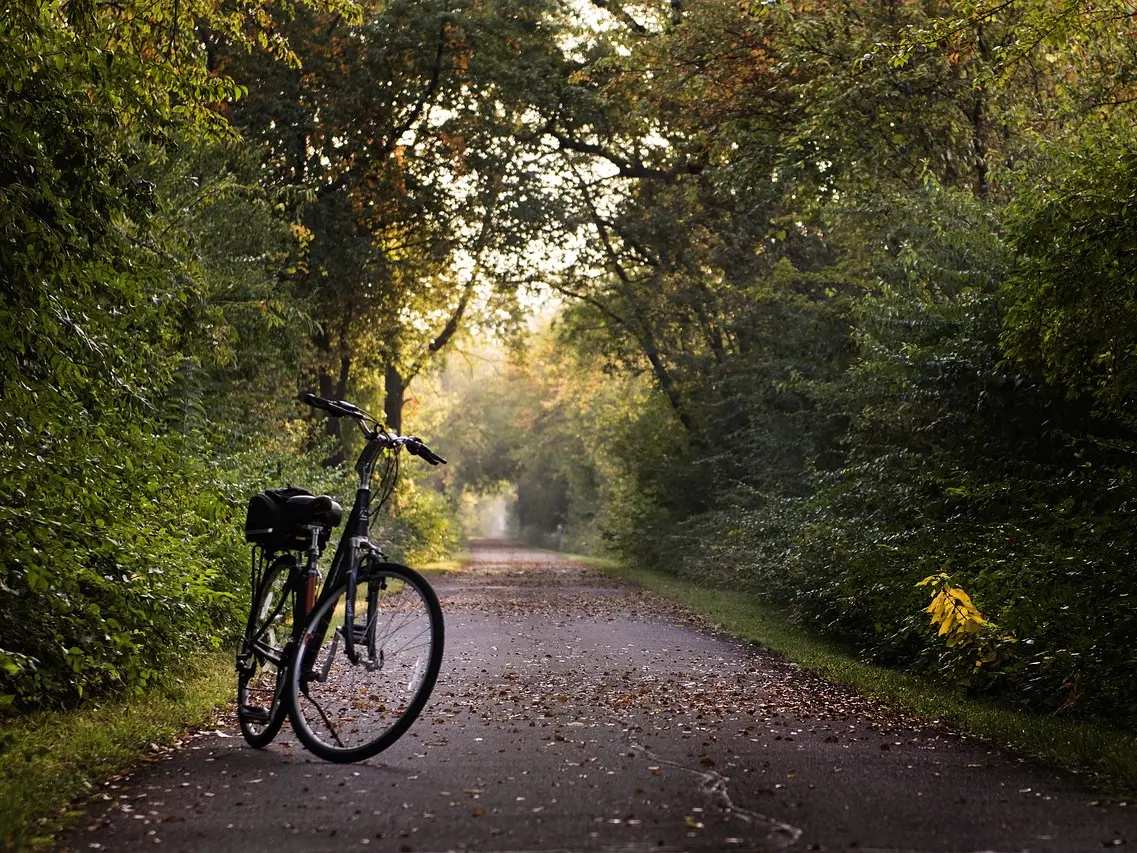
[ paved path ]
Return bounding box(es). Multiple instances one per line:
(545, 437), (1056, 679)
(62, 542), (1137, 852)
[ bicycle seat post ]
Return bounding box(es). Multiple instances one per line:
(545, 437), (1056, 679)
(303, 524), (322, 613)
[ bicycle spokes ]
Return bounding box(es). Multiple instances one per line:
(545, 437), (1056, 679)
(287, 564), (444, 762)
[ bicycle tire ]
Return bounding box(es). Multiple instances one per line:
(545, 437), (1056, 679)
(237, 555), (296, 748)
(286, 562), (444, 763)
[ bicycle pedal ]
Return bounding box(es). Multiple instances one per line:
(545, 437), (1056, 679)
(238, 705), (270, 725)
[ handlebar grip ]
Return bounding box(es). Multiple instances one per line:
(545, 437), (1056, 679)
(298, 392), (358, 418)
(405, 437), (447, 466)
(300, 391), (329, 409)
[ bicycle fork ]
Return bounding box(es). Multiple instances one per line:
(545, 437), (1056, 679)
(302, 572), (381, 684)
(343, 568), (383, 671)
(298, 542), (384, 690)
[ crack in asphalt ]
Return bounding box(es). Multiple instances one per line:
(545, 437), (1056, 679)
(627, 742), (802, 851)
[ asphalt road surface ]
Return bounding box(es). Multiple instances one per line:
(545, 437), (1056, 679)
(62, 541), (1137, 852)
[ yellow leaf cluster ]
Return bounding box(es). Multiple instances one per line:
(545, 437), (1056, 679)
(917, 575), (1017, 668)
(918, 572), (996, 650)
(925, 584), (990, 647)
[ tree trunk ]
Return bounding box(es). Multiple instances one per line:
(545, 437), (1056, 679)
(317, 369), (344, 466)
(641, 338), (696, 435)
(314, 341), (351, 467)
(384, 363), (406, 435)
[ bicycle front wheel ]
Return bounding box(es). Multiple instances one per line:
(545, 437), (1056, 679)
(286, 562), (444, 763)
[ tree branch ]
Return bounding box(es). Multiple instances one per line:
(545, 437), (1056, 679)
(576, 177), (638, 286)
(587, 0), (647, 34)
(547, 279), (629, 327)
(406, 168), (506, 381)
(427, 286), (472, 355)
(379, 17), (448, 161)
(575, 178), (696, 433)
(544, 125), (701, 180)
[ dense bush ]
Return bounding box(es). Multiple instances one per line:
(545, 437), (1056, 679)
(652, 184), (1137, 720)
(743, 281), (1137, 718)
(371, 477), (461, 564)
(480, 169), (1137, 723)
(1, 424), (242, 708)
(1003, 142), (1137, 425)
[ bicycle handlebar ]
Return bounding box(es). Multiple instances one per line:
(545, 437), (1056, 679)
(299, 392), (447, 465)
(299, 392), (362, 419)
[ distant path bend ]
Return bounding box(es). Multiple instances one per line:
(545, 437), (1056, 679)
(64, 540), (1137, 852)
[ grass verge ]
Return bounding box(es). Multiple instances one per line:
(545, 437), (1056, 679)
(0, 650), (234, 851)
(590, 557), (1137, 793)
(418, 551), (470, 574)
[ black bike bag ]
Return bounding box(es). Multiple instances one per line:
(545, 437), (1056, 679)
(244, 486), (315, 552)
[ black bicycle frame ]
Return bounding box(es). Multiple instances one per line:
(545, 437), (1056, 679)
(298, 432), (387, 677)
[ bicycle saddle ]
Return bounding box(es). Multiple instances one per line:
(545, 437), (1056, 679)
(285, 494), (343, 528)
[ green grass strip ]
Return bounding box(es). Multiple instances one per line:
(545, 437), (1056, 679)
(418, 554), (469, 574)
(0, 651), (234, 850)
(592, 557), (1137, 792)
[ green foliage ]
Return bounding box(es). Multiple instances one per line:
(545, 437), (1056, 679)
(1003, 138), (1137, 424)
(0, 0), (396, 716)
(224, 0), (574, 447)
(627, 183), (1137, 720)
(0, 125), (313, 710)
(0, 423), (248, 709)
(372, 477), (460, 565)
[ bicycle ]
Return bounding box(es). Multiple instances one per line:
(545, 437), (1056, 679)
(236, 392), (446, 762)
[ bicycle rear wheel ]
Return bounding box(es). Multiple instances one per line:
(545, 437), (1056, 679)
(286, 562), (444, 763)
(237, 554), (296, 748)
